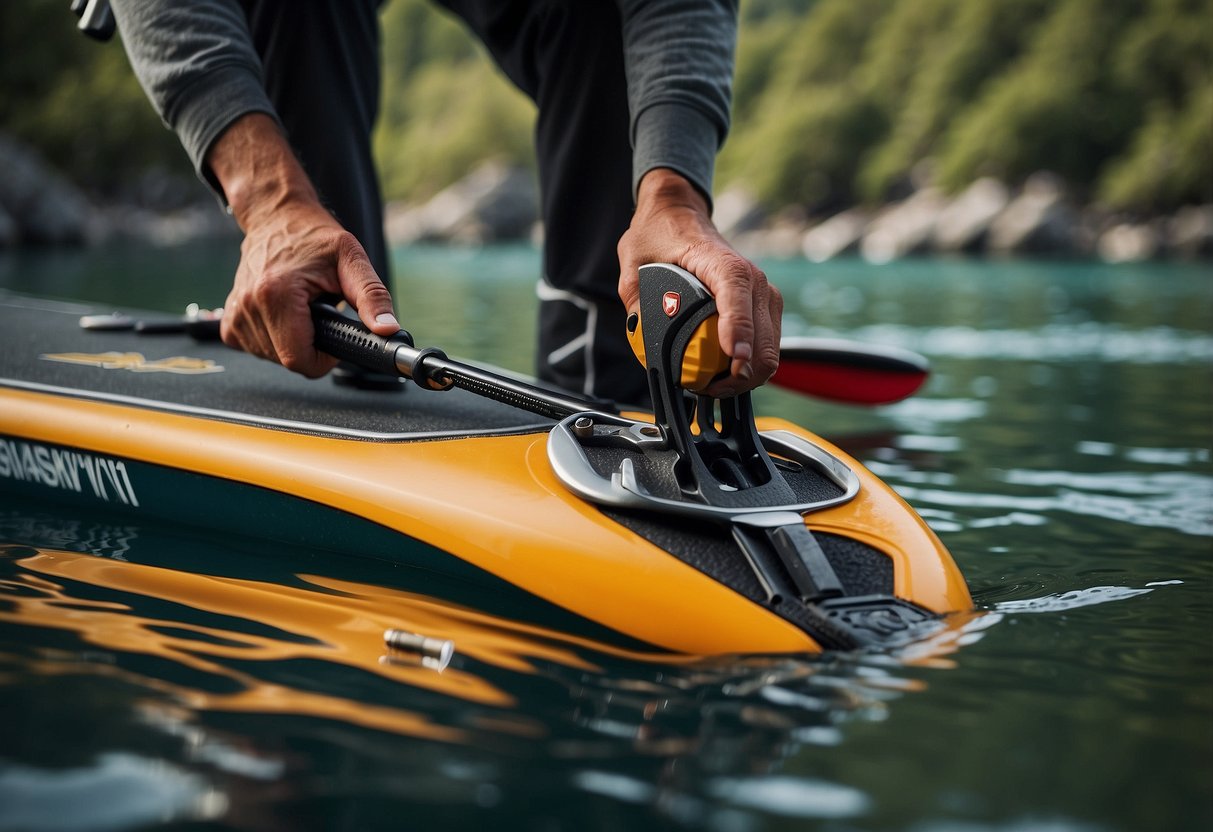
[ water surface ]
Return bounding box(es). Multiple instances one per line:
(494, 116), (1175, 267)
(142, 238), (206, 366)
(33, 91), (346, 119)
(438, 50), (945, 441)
(1, 244), (1209, 831)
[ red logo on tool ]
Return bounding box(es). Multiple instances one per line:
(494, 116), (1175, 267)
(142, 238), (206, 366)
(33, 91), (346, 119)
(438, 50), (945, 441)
(662, 291), (681, 317)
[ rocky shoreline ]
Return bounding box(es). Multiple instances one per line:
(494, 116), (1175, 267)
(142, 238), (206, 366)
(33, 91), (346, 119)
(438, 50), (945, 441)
(0, 133), (238, 249)
(3, 133), (1209, 263)
(387, 163), (1213, 264)
(721, 174), (1213, 264)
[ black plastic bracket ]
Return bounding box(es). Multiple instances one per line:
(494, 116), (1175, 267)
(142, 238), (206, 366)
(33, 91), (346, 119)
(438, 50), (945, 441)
(635, 264), (795, 509)
(817, 595), (937, 642)
(731, 519), (845, 605)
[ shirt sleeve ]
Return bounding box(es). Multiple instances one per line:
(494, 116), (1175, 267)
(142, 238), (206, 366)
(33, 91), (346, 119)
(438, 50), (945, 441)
(616, 0), (739, 204)
(109, 0), (280, 196)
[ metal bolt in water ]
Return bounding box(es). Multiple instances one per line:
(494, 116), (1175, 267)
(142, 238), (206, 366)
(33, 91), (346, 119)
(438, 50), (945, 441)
(384, 629), (454, 671)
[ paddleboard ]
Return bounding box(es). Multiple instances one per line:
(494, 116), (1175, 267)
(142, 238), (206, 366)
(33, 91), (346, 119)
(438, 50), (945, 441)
(0, 290), (971, 655)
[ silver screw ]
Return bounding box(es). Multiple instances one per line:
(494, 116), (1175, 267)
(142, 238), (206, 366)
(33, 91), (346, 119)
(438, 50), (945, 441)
(383, 629), (454, 671)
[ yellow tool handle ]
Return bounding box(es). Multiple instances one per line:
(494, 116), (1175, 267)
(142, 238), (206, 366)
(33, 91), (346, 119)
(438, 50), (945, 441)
(627, 310), (730, 393)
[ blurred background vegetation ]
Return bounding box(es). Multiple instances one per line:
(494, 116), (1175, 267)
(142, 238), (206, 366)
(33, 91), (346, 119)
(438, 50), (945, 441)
(1, 0), (1209, 215)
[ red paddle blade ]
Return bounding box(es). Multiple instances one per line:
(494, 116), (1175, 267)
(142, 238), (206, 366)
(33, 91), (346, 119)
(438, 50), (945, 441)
(772, 337), (930, 405)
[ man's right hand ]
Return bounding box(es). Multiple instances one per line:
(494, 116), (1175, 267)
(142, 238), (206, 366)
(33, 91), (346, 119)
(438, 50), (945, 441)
(617, 168), (783, 399)
(207, 114), (399, 378)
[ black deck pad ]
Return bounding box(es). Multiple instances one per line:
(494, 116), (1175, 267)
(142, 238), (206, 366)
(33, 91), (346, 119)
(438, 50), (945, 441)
(0, 294), (551, 440)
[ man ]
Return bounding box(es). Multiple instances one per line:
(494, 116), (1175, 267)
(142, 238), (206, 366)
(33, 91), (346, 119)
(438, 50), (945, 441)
(108, 0), (781, 406)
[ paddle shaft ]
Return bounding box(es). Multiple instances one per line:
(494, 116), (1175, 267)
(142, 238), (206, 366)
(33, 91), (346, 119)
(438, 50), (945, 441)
(311, 303), (598, 420)
(311, 305), (930, 415)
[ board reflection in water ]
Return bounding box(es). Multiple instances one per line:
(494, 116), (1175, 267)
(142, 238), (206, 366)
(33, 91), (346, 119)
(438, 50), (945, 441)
(0, 500), (986, 829)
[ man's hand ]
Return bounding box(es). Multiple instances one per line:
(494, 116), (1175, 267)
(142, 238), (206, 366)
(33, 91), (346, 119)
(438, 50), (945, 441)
(208, 114), (399, 377)
(617, 168), (782, 398)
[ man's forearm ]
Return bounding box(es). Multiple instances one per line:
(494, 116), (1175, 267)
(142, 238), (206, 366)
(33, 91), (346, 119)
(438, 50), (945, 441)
(207, 111), (398, 375)
(207, 113), (323, 231)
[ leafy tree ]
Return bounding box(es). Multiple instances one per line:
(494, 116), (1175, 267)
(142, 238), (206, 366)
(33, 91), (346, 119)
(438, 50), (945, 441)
(730, 10), (804, 126)
(1096, 0), (1213, 209)
(0, 1), (188, 197)
(856, 0), (1050, 200)
(932, 0), (1141, 195)
(718, 0), (887, 209)
(762, 0), (886, 90)
(2, 0), (1209, 216)
(374, 0), (535, 201)
(719, 87), (885, 212)
(1099, 86), (1213, 210)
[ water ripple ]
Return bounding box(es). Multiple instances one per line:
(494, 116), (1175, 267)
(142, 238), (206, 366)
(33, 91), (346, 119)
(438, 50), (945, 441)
(897, 468), (1213, 537)
(990, 584), (1159, 614)
(0, 753), (226, 831)
(707, 774), (872, 819)
(845, 323), (1213, 364)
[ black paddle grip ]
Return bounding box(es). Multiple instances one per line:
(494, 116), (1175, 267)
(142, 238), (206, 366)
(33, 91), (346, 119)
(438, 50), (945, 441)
(311, 303), (414, 377)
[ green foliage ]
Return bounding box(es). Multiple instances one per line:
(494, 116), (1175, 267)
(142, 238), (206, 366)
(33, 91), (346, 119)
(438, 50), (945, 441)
(374, 59), (535, 200)
(718, 88), (885, 211)
(931, 0), (1140, 194)
(856, 0), (959, 113)
(0, 0), (187, 194)
(1099, 86), (1213, 209)
(719, 0), (1211, 213)
(730, 11), (803, 126)
(1112, 0), (1212, 107)
(763, 0), (886, 90)
(855, 0), (1051, 200)
(1096, 0), (1213, 208)
(2, 0), (1208, 214)
(719, 0), (889, 209)
(374, 0), (535, 201)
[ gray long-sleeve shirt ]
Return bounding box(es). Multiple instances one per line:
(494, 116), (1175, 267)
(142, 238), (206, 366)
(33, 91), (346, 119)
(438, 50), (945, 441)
(108, 0), (737, 204)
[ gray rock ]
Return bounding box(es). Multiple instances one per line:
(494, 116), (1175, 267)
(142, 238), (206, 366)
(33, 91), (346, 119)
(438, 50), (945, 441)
(987, 172), (1078, 255)
(860, 187), (947, 263)
(384, 201), (429, 246)
(99, 203), (238, 246)
(732, 207), (809, 259)
(801, 208), (870, 262)
(932, 177), (1010, 253)
(713, 185), (767, 237)
(1167, 205), (1213, 259)
(0, 133), (96, 245)
(734, 226), (807, 259)
(0, 202), (17, 248)
(389, 161), (538, 245)
(1097, 221), (1163, 263)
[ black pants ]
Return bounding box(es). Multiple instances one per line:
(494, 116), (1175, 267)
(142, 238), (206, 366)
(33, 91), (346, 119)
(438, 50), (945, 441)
(246, 0), (648, 405)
